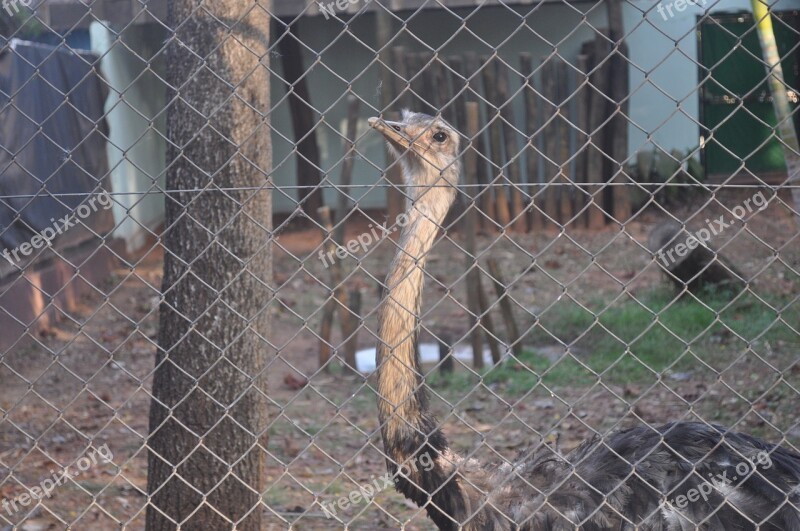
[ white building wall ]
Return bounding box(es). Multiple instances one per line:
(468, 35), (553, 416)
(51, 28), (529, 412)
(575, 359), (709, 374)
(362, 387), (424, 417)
(90, 21), (168, 252)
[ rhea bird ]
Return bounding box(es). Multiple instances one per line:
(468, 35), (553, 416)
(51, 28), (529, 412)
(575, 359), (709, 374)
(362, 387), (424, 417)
(368, 111), (800, 530)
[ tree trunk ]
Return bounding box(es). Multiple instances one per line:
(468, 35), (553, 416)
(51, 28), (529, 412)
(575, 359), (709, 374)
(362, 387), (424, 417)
(145, 2), (271, 530)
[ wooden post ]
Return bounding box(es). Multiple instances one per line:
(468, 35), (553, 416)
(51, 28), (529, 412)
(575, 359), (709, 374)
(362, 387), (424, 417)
(334, 95), (360, 243)
(520, 53), (543, 232)
(607, 0), (631, 224)
(495, 59), (527, 232)
(404, 52), (423, 110)
(433, 57), (453, 123)
(317, 207), (352, 371)
(487, 258), (523, 358)
(278, 19), (323, 223)
(587, 33), (612, 229)
(377, 8), (405, 229)
(477, 274), (502, 366)
(446, 56), (467, 130)
(447, 56), (469, 221)
(437, 330), (455, 374)
(419, 52), (437, 114)
(541, 57), (559, 230)
(574, 54), (590, 228)
(481, 56), (512, 231)
(465, 52), (494, 230)
(610, 41), (631, 224)
(318, 299), (336, 370)
(319, 96), (362, 371)
(464, 103), (487, 370)
(556, 59), (573, 225)
(321, 94), (361, 373)
(341, 288), (363, 372)
(391, 46), (411, 109)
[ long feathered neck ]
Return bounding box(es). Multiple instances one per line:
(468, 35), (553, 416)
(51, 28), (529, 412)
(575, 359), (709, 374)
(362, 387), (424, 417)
(376, 163), (481, 530)
(376, 181), (453, 441)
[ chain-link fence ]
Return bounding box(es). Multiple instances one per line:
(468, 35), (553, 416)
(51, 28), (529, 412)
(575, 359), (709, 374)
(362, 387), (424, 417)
(1, 0), (799, 529)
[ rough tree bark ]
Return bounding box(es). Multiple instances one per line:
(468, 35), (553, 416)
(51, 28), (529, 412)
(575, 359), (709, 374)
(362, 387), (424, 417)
(145, 2), (272, 530)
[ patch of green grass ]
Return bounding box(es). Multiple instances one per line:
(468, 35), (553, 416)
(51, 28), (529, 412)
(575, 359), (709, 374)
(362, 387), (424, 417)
(430, 350), (596, 396)
(440, 287), (799, 396)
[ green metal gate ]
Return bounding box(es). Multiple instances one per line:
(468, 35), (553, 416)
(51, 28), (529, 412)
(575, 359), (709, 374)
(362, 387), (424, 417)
(700, 11), (800, 178)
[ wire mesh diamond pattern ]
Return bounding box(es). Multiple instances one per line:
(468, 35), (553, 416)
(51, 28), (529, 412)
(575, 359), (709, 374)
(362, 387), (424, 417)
(0, 0), (798, 529)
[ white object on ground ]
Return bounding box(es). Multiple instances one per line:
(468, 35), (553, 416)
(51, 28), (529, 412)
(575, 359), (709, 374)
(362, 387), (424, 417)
(355, 342), (503, 373)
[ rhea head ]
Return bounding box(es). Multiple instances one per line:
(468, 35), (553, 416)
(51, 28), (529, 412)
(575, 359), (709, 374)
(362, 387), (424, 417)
(368, 111), (461, 205)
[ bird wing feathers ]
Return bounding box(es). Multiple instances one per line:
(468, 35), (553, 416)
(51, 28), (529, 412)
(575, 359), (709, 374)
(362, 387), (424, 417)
(469, 422), (800, 530)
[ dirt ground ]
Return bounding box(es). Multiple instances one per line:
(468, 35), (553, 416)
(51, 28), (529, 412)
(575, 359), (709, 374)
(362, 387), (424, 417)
(1, 189), (798, 530)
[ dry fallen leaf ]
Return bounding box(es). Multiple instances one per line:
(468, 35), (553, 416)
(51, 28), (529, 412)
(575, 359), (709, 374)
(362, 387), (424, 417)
(283, 373), (308, 391)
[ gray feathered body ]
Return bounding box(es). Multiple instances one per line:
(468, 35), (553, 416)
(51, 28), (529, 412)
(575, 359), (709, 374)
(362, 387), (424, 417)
(487, 421), (800, 530)
(388, 413), (800, 530)
(373, 111), (800, 531)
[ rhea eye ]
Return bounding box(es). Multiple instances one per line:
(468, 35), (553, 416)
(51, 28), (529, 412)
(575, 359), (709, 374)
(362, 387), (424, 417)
(432, 132), (448, 143)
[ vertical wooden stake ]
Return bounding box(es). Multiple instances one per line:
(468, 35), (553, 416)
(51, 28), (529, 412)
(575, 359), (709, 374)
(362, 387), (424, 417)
(341, 288), (362, 373)
(437, 330), (455, 375)
(495, 59), (527, 233)
(391, 46), (411, 109)
(334, 95), (360, 243)
(556, 59), (574, 225)
(542, 57), (559, 230)
(278, 19), (324, 222)
(317, 206), (348, 371)
(419, 52), (437, 113)
(433, 57), (453, 123)
(607, 0), (632, 224)
(317, 204), (360, 374)
(521, 53), (543, 232)
(487, 258), (523, 358)
(464, 103), (487, 370)
(476, 275), (503, 366)
(574, 54), (590, 228)
(404, 53), (423, 110)
(587, 33), (612, 230)
(377, 7), (405, 228)
(481, 56), (512, 231)
(466, 53), (494, 231)
(446, 56), (467, 131)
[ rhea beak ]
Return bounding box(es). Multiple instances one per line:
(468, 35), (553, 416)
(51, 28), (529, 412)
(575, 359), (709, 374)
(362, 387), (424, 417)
(368, 117), (414, 152)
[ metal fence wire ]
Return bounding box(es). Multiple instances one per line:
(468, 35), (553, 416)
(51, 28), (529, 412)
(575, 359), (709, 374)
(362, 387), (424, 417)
(1, 0), (799, 529)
